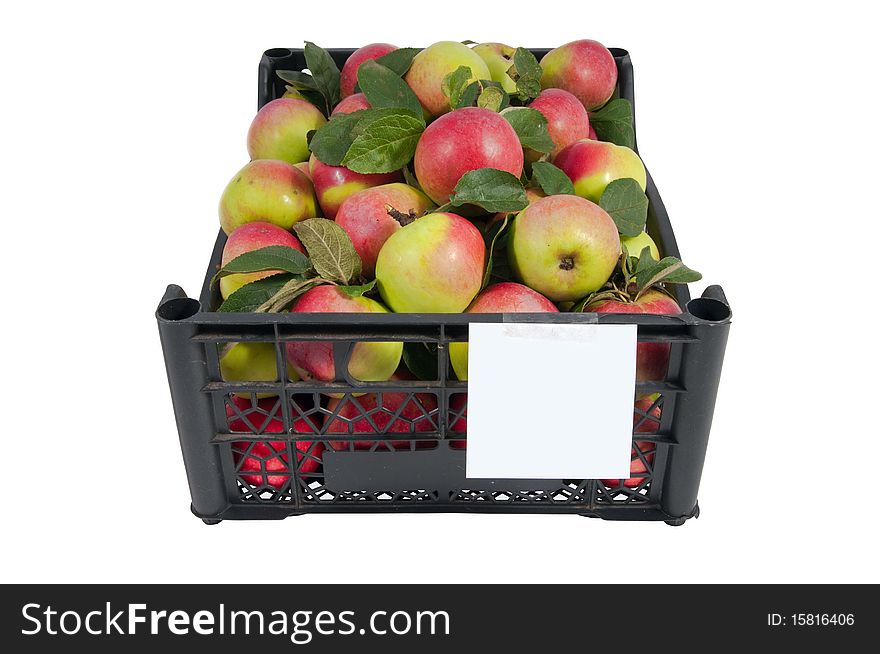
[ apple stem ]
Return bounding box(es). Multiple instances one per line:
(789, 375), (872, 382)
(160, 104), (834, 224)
(385, 204), (419, 227)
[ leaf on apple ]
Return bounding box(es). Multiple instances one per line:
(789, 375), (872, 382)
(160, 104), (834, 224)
(375, 48), (422, 76)
(589, 98), (636, 149)
(217, 274), (297, 313)
(308, 110), (367, 165)
(445, 168), (528, 214)
(477, 85), (506, 112)
(506, 48), (542, 102)
(501, 107), (555, 153)
(338, 280), (376, 297)
(481, 215), (509, 290)
(211, 245), (312, 287)
(304, 41), (341, 115)
(442, 66), (474, 109)
(293, 218), (362, 285)
(530, 161), (575, 195)
(599, 178), (649, 237)
(341, 111), (425, 173)
(402, 342), (439, 381)
(257, 277), (330, 313)
(357, 60), (424, 120)
(635, 256), (702, 297)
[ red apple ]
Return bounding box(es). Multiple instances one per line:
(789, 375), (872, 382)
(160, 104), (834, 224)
(324, 384), (438, 450)
(508, 194), (620, 301)
(414, 107), (524, 204)
(247, 98), (327, 164)
(585, 290), (682, 381)
(540, 40), (618, 111)
(602, 397), (661, 489)
(332, 92), (371, 115)
(449, 283), (558, 380)
(340, 43), (398, 99)
(554, 138), (647, 203)
(226, 396), (323, 487)
(308, 154), (402, 220)
(219, 159), (318, 234)
(527, 88), (591, 158)
(220, 222), (305, 299)
(375, 212), (486, 313)
(286, 285), (402, 384)
(335, 183), (433, 277)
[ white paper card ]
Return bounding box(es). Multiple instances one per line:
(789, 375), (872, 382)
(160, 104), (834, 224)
(465, 322), (637, 479)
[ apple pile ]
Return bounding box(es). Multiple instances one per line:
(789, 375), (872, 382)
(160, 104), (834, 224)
(213, 40), (703, 491)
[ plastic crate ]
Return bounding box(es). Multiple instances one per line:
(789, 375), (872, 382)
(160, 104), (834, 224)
(156, 47), (731, 526)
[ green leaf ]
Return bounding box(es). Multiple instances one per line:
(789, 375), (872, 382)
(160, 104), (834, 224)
(357, 60), (424, 119)
(599, 178), (649, 237)
(292, 218), (362, 285)
(478, 85), (506, 112)
(375, 48), (421, 76)
(482, 216), (510, 289)
(402, 165), (423, 192)
(460, 39), (477, 45)
(447, 168), (528, 213)
(342, 111), (425, 173)
(217, 274), (296, 313)
(338, 280), (377, 297)
(636, 256), (702, 295)
(211, 245), (312, 286)
(442, 66), (474, 108)
(304, 41), (341, 115)
(258, 277), (329, 313)
(402, 342), (439, 381)
(501, 107), (555, 153)
(531, 161), (575, 195)
(455, 80), (482, 109)
(507, 47), (542, 101)
(589, 98), (635, 149)
(308, 110), (366, 165)
(276, 69), (319, 91)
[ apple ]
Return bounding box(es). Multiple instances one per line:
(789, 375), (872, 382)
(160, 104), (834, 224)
(527, 88), (591, 158)
(414, 107), (524, 204)
(282, 86), (305, 100)
(226, 395), (323, 487)
(601, 396), (660, 489)
(247, 98), (327, 165)
(286, 285), (402, 383)
(339, 43), (398, 99)
(219, 159), (318, 234)
(585, 289), (681, 381)
(540, 39), (618, 111)
(308, 154), (402, 220)
(294, 161), (312, 180)
(334, 183), (434, 277)
(621, 230), (660, 261)
(587, 124), (598, 140)
(220, 342), (287, 399)
(449, 283), (558, 380)
(220, 222), (306, 299)
(554, 138), (647, 203)
(332, 92), (371, 116)
(471, 43), (517, 93)
(448, 393), (468, 449)
(375, 212), (486, 313)
(324, 378), (438, 451)
(404, 41), (491, 117)
(508, 194), (620, 301)
(489, 187), (545, 226)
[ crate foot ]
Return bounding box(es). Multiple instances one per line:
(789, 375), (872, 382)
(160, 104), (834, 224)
(201, 518), (223, 525)
(664, 517), (687, 527)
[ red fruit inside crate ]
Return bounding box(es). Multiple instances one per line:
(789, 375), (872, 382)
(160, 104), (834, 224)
(324, 384), (438, 451)
(448, 393), (467, 450)
(226, 396), (323, 487)
(602, 397), (660, 489)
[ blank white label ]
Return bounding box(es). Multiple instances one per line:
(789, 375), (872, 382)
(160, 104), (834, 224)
(464, 322), (637, 479)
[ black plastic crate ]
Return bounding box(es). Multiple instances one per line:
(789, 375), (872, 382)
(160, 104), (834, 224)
(157, 47), (731, 526)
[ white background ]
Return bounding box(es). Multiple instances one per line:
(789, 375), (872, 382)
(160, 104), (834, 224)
(1, 0), (878, 584)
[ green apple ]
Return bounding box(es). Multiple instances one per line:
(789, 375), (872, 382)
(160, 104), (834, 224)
(471, 43), (517, 93)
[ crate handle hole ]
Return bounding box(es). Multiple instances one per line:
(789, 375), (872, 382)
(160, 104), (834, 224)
(265, 48), (292, 59)
(158, 297), (201, 321)
(686, 297), (730, 323)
